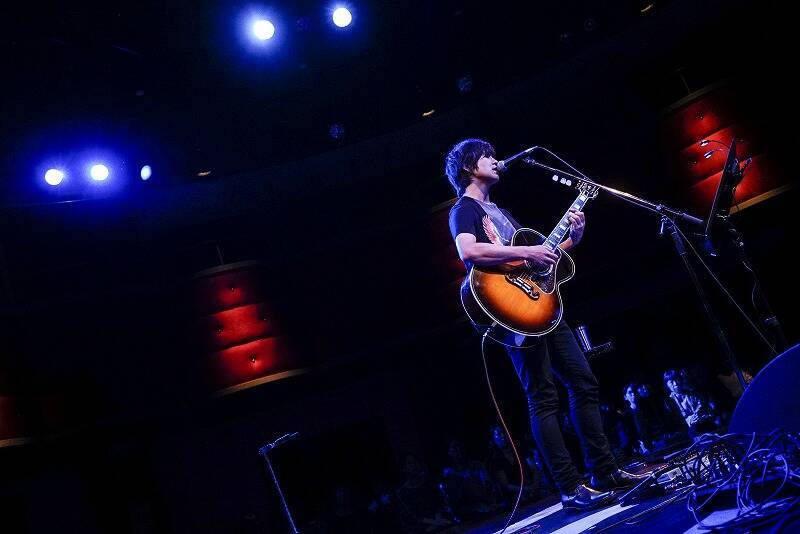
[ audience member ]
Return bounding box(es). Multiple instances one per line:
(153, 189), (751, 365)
(663, 369), (720, 439)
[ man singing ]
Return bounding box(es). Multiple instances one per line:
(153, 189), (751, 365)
(446, 138), (646, 512)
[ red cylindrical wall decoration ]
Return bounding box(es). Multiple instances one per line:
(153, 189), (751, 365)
(192, 261), (303, 394)
(0, 394), (29, 448)
(660, 85), (788, 215)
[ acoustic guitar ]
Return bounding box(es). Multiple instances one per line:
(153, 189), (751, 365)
(461, 182), (599, 346)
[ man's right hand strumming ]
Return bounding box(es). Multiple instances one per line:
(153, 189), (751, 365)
(456, 234), (558, 269)
(524, 245), (559, 268)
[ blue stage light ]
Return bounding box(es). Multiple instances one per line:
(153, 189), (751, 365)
(140, 165), (152, 181)
(252, 19), (275, 40)
(332, 7), (352, 28)
(44, 168), (65, 186)
(89, 164), (109, 181)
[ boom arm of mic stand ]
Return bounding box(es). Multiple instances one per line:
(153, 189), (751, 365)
(520, 158), (703, 226)
(521, 156), (746, 388)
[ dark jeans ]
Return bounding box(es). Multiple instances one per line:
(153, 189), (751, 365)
(507, 322), (616, 494)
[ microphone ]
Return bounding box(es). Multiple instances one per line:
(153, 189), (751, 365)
(496, 146), (538, 172)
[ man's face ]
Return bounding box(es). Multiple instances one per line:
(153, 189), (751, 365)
(666, 378), (680, 394)
(624, 387), (636, 404)
(470, 154), (500, 184)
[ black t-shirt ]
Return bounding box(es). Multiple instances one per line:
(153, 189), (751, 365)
(448, 196), (522, 271)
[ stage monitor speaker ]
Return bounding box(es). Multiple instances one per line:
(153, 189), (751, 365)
(729, 344), (800, 434)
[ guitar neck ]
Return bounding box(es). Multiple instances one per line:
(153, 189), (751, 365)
(542, 192), (591, 251)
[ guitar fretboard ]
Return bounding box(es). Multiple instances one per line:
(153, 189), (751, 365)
(543, 193), (590, 251)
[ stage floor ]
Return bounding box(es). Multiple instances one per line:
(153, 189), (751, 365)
(448, 492), (707, 533)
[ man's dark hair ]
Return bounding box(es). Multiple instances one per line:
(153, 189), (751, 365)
(444, 138), (495, 196)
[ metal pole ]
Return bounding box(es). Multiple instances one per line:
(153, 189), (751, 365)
(261, 450), (300, 534)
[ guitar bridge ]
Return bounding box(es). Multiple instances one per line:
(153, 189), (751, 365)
(506, 274), (540, 300)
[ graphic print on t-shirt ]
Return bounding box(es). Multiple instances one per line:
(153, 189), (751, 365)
(482, 215), (505, 245)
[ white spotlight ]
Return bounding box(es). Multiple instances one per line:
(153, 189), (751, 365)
(332, 7), (352, 28)
(253, 19), (275, 40)
(44, 168), (65, 186)
(140, 165), (152, 181)
(89, 164), (109, 181)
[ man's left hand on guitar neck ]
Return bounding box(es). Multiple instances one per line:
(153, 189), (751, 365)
(560, 209), (586, 252)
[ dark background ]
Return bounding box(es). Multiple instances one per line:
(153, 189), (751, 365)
(0, 0), (797, 532)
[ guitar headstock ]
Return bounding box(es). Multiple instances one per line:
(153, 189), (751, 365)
(552, 174), (600, 200)
(577, 180), (599, 199)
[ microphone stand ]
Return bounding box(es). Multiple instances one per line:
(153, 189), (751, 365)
(700, 141), (786, 355)
(518, 156), (748, 391)
(259, 433), (301, 534)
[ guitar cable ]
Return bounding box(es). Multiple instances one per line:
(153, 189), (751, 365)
(481, 327), (526, 534)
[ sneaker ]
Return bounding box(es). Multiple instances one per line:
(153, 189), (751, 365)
(560, 483), (616, 512)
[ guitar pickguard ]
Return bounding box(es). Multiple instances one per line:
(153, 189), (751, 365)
(505, 269), (556, 298)
(505, 274), (540, 300)
(536, 271), (556, 293)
